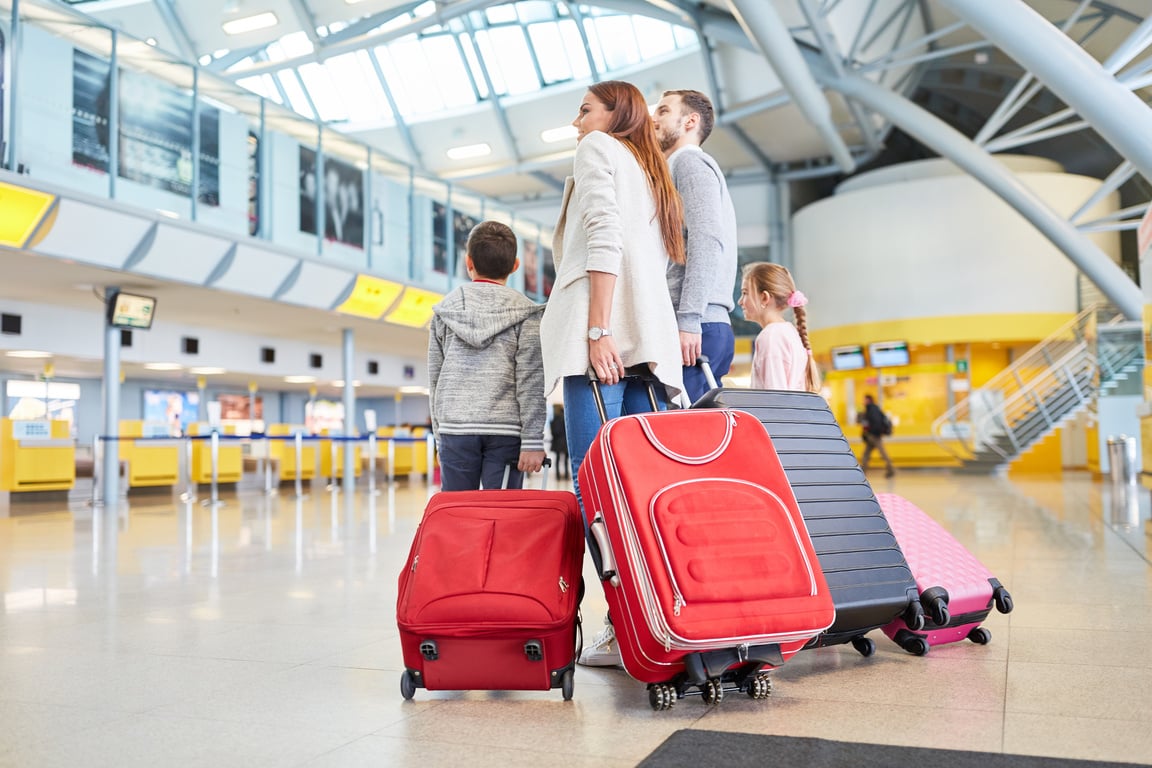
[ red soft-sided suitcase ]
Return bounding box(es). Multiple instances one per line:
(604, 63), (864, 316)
(578, 405), (836, 710)
(875, 493), (1013, 655)
(396, 482), (584, 700)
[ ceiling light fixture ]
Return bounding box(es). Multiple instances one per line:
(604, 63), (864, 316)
(222, 12), (279, 36)
(188, 366), (227, 375)
(284, 375), (318, 384)
(143, 362), (183, 371)
(5, 350), (52, 359)
(541, 125), (577, 143)
(446, 142), (492, 160)
(332, 380), (362, 388)
(399, 385), (428, 395)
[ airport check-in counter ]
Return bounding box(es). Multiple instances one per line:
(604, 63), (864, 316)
(378, 427), (438, 479)
(0, 418), (76, 493)
(266, 424), (316, 483)
(118, 420), (181, 488)
(187, 422), (243, 485)
(318, 429), (361, 480)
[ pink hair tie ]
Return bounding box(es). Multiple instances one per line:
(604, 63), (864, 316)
(788, 290), (808, 308)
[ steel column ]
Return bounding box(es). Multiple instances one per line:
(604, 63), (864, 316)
(101, 286), (121, 508)
(939, 0), (1152, 183)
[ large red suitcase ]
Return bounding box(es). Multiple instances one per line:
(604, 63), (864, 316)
(875, 493), (1013, 655)
(396, 485), (584, 700)
(578, 405), (836, 710)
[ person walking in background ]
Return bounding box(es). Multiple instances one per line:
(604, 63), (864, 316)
(428, 221), (547, 491)
(540, 80), (687, 668)
(738, 262), (821, 393)
(550, 404), (569, 479)
(859, 394), (896, 478)
(652, 89), (738, 402)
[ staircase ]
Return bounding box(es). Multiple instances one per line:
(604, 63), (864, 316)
(932, 307), (1143, 473)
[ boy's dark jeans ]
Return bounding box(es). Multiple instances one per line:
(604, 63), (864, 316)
(437, 434), (524, 490)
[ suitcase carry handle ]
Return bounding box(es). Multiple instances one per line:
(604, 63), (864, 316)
(586, 368), (660, 425)
(589, 513), (620, 587)
(501, 456), (552, 489)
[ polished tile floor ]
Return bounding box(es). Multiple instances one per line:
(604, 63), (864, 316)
(0, 467), (1150, 767)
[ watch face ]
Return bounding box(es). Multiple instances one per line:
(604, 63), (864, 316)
(588, 327), (602, 341)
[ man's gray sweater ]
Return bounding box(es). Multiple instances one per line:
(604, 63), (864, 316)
(428, 282), (546, 451)
(666, 145), (739, 333)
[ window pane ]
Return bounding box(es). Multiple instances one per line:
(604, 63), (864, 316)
(581, 19), (608, 74)
(327, 52), (392, 123)
(422, 35), (478, 108)
(558, 19), (591, 80)
(457, 34), (490, 99)
(593, 15), (640, 71)
(236, 74), (282, 104)
(275, 70), (314, 117)
(633, 17), (676, 59)
(528, 23), (571, 84)
(486, 26), (540, 95)
(379, 38), (446, 115)
(485, 5), (517, 24)
(673, 26), (698, 49)
(298, 63), (348, 122)
(279, 31), (314, 58)
(517, 1), (555, 24)
(471, 31), (508, 96)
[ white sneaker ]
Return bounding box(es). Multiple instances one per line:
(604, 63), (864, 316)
(578, 619), (623, 667)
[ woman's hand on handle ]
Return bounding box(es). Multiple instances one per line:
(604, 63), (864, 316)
(590, 336), (623, 385)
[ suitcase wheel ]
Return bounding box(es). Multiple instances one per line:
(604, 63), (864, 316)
(560, 669), (574, 701)
(967, 627), (992, 645)
(700, 678), (724, 706)
(400, 670), (417, 700)
(993, 586), (1014, 614)
(850, 636), (876, 658)
(904, 636), (929, 656)
(745, 672), (772, 700)
(648, 683), (677, 711)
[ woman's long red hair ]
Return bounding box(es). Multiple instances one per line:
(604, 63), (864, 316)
(587, 80), (685, 265)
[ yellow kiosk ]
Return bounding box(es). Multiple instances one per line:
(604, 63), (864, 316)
(118, 420), (180, 489)
(265, 424), (316, 483)
(187, 422), (243, 485)
(0, 418), (76, 493)
(318, 429), (362, 480)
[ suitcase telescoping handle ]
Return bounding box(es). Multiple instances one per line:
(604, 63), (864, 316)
(501, 456), (552, 490)
(696, 355), (719, 390)
(589, 513), (620, 587)
(585, 368), (661, 425)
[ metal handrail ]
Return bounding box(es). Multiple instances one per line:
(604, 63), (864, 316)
(931, 304), (1128, 462)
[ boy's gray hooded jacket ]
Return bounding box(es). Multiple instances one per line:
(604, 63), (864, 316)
(428, 283), (547, 451)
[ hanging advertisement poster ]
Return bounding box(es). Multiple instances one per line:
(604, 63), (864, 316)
(70, 50), (219, 204)
(432, 201), (449, 274)
(72, 49), (111, 173)
(453, 209), (478, 280)
(299, 146), (364, 248)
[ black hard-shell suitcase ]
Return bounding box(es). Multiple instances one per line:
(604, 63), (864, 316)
(693, 384), (924, 656)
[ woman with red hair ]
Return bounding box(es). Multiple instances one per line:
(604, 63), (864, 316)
(540, 80), (686, 667)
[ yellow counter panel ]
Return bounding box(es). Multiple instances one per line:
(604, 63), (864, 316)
(1, 419), (75, 492)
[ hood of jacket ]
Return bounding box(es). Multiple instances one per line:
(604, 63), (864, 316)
(432, 282), (544, 348)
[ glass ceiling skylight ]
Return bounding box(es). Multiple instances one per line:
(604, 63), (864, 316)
(228, 2), (697, 127)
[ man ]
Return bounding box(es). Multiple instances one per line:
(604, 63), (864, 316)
(859, 394), (896, 478)
(653, 89), (739, 402)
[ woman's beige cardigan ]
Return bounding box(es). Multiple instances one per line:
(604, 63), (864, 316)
(540, 131), (686, 405)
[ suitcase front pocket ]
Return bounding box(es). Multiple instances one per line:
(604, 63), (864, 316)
(649, 479), (819, 609)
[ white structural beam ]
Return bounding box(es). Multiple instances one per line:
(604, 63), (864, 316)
(938, 0), (1152, 184)
(821, 68), (1143, 320)
(727, 0), (856, 173)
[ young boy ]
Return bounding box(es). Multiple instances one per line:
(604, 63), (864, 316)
(428, 221), (547, 490)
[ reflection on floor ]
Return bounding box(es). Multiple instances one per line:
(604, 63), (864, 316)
(0, 469), (1149, 767)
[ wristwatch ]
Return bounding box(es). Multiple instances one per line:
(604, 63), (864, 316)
(587, 327), (612, 341)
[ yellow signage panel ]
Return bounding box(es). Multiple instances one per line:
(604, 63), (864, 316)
(0, 181), (56, 248)
(336, 274), (404, 319)
(385, 287), (442, 328)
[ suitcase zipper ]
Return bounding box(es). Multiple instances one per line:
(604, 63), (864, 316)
(411, 555), (419, 572)
(559, 576), (569, 593)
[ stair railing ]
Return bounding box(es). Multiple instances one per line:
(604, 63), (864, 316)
(931, 305), (1120, 462)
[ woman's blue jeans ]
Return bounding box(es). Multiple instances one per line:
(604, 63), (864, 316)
(562, 374), (667, 515)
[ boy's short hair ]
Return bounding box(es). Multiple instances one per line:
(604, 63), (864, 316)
(467, 221), (518, 279)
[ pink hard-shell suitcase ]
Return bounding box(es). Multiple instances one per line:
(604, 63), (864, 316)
(875, 493), (1013, 655)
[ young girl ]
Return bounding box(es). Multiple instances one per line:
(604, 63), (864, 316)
(738, 262), (821, 393)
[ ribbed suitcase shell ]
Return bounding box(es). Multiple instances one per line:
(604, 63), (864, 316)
(578, 408), (835, 685)
(875, 492), (1013, 654)
(693, 389), (921, 652)
(397, 489), (584, 696)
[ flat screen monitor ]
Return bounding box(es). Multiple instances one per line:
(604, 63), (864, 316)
(107, 290), (157, 329)
(869, 340), (910, 368)
(830, 345), (866, 371)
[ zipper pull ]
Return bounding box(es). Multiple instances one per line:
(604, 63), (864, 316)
(559, 576), (569, 593)
(411, 555), (419, 572)
(673, 594), (684, 616)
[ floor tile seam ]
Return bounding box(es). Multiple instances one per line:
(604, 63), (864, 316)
(1000, 705), (1152, 724)
(1005, 659), (1152, 675)
(357, 728), (677, 761)
(766, 691), (1008, 714)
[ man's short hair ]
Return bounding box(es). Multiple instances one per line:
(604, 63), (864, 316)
(467, 221), (518, 279)
(663, 89), (715, 145)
